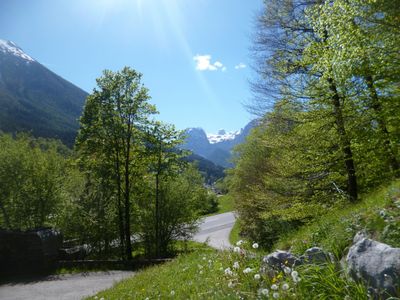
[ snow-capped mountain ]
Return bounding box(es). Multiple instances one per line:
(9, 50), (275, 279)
(207, 129), (241, 144)
(0, 39), (35, 62)
(182, 120), (257, 168)
(0, 39), (87, 146)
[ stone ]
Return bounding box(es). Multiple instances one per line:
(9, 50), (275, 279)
(263, 250), (298, 269)
(297, 247), (334, 266)
(346, 237), (400, 298)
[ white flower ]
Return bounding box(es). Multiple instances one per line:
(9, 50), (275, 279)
(233, 246), (241, 253)
(225, 267), (233, 276)
(291, 270), (301, 283)
(282, 283), (289, 291)
(243, 267), (253, 274)
(236, 240), (244, 246)
(252, 243), (259, 249)
(228, 281), (234, 288)
(258, 288), (269, 296)
(271, 284), (278, 290)
(233, 261), (240, 269)
(254, 274), (261, 280)
(273, 292), (279, 299)
(284, 266), (291, 274)
(170, 290), (175, 296)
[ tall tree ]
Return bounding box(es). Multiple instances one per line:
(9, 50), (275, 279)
(76, 67), (156, 260)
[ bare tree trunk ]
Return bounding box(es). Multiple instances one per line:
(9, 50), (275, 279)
(327, 77), (358, 201)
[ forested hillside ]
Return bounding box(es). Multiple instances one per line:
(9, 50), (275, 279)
(227, 0), (399, 249)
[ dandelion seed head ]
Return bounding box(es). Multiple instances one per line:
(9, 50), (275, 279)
(170, 290), (175, 296)
(284, 266), (291, 274)
(233, 246), (241, 253)
(243, 267), (253, 274)
(236, 240), (244, 246)
(271, 284), (278, 290)
(252, 243), (259, 249)
(254, 274), (261, 280)
(273, 292), (279, 299)
(282, 283), (289, 291)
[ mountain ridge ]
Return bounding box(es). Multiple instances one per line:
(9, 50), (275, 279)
(182, 120), (257, 168)
(0, 39), (88, 146)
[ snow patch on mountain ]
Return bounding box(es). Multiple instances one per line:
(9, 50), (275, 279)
(207, 129), (241, 144)
(0, 39), (35, 62)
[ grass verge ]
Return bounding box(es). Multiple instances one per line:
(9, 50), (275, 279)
(87, 181), (400, 299)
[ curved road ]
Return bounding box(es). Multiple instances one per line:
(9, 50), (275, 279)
(193, 211), (236, 249)
(0, 212), (236, 300)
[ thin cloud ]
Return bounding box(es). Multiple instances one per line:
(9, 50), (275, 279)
(234, 63), (246, 70)
(193, 55), (225, 71)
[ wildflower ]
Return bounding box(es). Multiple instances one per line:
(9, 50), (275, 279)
(252, 242), (259, 249)
(258, 288), (269, 297)
(170, 290), (175, 296)
(233, 261), (240, 269)
(228, 281), (234, 288)
(233, 246), (241, 253)
(291, 270), (301, 283)
(225, 267), (233, 276)
(273, 292), (279, 299)
(243, 267), (253, 274)
(284, 266), (291, 274)
(254, 274), (261, 280)
(281, 283), (289, 291)
(271, 284), (278, 290)
(236, 240), (244, 246)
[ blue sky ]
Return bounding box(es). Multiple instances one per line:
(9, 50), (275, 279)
(0, 0), (263, 133)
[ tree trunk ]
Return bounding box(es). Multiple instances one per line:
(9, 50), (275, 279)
(365, 74), (399, 174)
(124, 125), (133, 261)
(155, 145), (162, 258)
(115, 150), (125, 259)
(327, 77), (358, 201)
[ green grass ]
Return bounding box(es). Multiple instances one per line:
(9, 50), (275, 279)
(275, 180), (400, 258)
(207, 194), (235, 216)
(87, 240), (368, 300)
(87, 181), (400, 299)
(229, 220), (241, 246)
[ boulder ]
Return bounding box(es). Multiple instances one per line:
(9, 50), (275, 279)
(346, 237), (400, 298)
(263, 250), (298, 269)
(297, 247), (334, 266)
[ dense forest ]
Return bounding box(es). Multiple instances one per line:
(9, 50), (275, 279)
(227, 0), (399, 249)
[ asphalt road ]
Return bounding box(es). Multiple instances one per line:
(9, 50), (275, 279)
(0, 212), (236, 299)
(193, 211), (236, 249)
